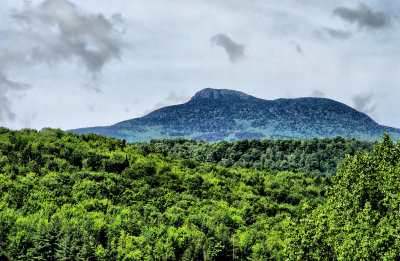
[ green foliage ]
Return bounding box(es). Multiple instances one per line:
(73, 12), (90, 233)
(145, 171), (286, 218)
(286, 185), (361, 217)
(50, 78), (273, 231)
(138, 137), (374, 177)
(284, 133), (400, 260)
(3, 127), (396, 260)
(0, 128), (327, 260)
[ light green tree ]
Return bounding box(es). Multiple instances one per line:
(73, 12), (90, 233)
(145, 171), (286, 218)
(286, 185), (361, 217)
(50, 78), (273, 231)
(284, 134), (400, 260)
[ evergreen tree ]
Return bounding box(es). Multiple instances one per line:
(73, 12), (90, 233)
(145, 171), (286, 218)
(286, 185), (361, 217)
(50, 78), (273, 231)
(29, 217), (62, 260)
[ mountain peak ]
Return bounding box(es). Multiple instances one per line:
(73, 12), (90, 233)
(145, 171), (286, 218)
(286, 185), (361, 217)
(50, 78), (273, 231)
(190, 88), (256, 102)
(71, 88), (400, 142)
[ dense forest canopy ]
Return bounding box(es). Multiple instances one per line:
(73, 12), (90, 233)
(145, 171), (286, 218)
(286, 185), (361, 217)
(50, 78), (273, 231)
(0, 128), (327, 260)
(0, 127), (398, 260)
(136, 137), (374, 177)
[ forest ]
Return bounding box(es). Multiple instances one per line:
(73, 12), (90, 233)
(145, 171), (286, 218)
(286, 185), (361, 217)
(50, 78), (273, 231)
(0, 127), (399, 260)
(136, 137), (374, 177)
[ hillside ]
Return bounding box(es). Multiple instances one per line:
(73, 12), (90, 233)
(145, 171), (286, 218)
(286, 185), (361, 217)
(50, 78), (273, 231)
(70, 88), (400, 142)
(0, 127), (327, 260)
(1, 128), (400, 259)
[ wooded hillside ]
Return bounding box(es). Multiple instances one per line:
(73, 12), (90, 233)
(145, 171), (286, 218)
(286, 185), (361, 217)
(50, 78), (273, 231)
(0, 128), (398, 260)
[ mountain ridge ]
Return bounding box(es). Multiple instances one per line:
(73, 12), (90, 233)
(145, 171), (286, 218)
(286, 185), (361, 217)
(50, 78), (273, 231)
(70, 88), (400, 142)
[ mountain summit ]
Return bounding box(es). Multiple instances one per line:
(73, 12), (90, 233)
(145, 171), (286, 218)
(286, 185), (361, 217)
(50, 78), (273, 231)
(190, 88), (257, 102)
(70, 88), (400, 142)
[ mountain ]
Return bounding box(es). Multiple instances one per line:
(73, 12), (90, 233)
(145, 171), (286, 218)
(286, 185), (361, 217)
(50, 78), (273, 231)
(70, 88), (400, 142)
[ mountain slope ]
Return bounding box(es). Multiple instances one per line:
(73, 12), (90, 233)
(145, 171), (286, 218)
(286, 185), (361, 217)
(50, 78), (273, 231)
(70, 88), (400, 142)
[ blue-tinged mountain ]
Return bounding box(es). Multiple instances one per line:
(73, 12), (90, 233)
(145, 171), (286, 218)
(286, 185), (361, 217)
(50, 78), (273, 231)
(70, 88), (400, 142)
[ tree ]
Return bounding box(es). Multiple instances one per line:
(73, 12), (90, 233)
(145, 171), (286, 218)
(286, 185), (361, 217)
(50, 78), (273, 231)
(29, 217), (62, 260)
(284, 134), (400, 260)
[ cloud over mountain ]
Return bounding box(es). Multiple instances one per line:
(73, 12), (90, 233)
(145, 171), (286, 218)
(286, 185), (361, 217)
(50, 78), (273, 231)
(352, 93), (377, 114)
(211, 34), (244, 62)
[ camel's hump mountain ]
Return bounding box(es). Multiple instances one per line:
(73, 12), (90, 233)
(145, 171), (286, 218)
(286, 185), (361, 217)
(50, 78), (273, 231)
(70, 88), (400, 142)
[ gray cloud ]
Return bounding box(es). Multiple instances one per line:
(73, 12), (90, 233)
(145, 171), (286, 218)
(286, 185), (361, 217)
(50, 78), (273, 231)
(211, 34), (244, 62)
(11, 0), (124, 74)
(87, 105), (94, 112)
(20, 112), (38, 128)
(0, 0), (124, 122)
(0, 73), (29, 121)
(323, 27), (352, 40)
(311, 90), (325, 98)
(352, 93), (377, 114)
(333, 3), (390, 29)
(143, 92), (190, 116)
(290, 42), (303, 53)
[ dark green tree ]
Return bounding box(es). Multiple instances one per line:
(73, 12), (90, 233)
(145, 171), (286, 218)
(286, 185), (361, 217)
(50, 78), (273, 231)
(29, 217), (62, 260)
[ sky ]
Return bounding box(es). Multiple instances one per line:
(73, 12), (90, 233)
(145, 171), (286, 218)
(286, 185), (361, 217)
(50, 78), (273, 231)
(0, 0), (399, 130)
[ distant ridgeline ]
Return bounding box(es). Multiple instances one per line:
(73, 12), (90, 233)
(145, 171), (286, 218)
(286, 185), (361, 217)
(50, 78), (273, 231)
(70, 88), (400, 142)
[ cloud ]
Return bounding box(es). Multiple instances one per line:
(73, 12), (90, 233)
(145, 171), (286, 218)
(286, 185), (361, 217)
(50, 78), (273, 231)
(211, 34), (244, 62)
(311, 90), (325, 98)
(11, 0), (124, 74)
(352, 93), (377, 114)
(0, 0), (124, 122)
(143, 92), (190, 116)
(333, 3), (390, 29)
(323, 27), (352, 40)
(20, 112), (38, 128)
(0, 73), (29, 121)
(290, 42), (303, 53)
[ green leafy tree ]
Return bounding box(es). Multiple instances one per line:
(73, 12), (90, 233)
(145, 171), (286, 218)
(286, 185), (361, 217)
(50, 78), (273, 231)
(285, 134), (400, 260)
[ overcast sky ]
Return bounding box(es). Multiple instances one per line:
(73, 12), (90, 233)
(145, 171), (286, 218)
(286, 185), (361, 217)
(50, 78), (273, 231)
(0, 0), (399, 130)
